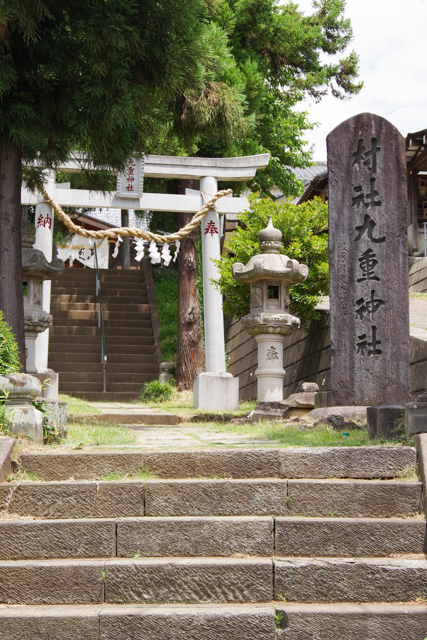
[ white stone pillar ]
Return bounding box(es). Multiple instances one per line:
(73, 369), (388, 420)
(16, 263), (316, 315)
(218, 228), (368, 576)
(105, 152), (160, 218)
(33, 170), (58, 398)
(200, 176), (226, 373)
(193, 176), (239, 410)
(255, 334), (286, 402)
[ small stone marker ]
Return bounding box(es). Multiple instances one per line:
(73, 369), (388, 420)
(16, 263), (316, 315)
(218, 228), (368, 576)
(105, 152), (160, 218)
(327, 113), (410, 406)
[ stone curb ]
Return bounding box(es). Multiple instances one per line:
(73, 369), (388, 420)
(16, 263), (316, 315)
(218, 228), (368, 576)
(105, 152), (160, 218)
(0, 515), (425, 560)
(276, 603), (427, 640)
(0, 604), (275, 640)
(18, 446), (417, 481)
(415, 433), (427, 514)
(0, 437), (14, 482)
(0, 478), (422, 519)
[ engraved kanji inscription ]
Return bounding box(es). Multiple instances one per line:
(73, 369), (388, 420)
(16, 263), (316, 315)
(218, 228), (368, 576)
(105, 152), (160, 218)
(353, 137), (380, 173)
(357, 248), (380, 282)
(351, 178), (382, 209)
(356, 325), (382, 357)
(354, 214), (385, 243)
(266, 346), (279, 361)
(355, 290), (385, 321)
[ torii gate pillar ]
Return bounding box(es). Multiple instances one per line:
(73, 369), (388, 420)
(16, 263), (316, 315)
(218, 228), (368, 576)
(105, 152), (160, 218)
(193, 176), (239, 410)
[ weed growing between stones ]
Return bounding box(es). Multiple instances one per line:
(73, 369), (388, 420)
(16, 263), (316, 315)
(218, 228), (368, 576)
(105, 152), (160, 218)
(102, 468), (156, 481)
(140, 380), (174, 403)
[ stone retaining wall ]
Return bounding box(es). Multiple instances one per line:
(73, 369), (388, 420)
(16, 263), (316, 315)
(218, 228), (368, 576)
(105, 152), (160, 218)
(225, 311), (427, 401)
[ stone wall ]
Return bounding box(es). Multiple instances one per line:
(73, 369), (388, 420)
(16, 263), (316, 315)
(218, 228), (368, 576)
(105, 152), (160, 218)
(225, 311), (427, 402)
(409, 257), (427, 293)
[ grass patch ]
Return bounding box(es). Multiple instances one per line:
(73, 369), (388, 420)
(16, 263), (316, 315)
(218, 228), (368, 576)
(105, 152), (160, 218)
(102, 467), (156, 481)
(207, 419), (402, 447)
(59, 394), (101, 415)
(409, 292), (427, 300)
(66, 420), (137, 447)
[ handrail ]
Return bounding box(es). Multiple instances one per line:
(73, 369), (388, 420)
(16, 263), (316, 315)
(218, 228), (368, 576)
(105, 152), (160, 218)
(93, 244), (107, 393)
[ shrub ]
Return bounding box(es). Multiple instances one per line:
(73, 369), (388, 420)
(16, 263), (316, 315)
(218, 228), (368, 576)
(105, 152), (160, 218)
(140, 380), (173, 403)
(213, 195), (329, 327)
(0, 311), (20, 375)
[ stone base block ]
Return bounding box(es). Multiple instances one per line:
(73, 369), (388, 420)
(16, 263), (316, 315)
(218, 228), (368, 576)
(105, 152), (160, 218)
(34, 370), (59, 401)
(406, 398), (427, 435)
(35, 399), (68, 439)
(193, 372), (239, 411)
(8, 406), (43, 445)
(367, 405), (405, 439)
(0, 437), (14, 482)
(314, 391), (331, 409)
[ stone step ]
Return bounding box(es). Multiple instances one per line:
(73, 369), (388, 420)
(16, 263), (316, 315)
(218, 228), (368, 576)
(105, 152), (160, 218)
(49, 362), (158, 375)
(0, 603), (276, 640)
(0, 557), (273, 605)
(49, 335), (154, 347)
(0, 516), (274, 560)
(50, 323), (152, 334)
(76, 391), (154, 402)
(18, 447), (417, 481)
(59, 366), (158, 381)
(51, 301), (149, 311)
(59, 379), (154, 393)
(52, 307), (151, 319)
(274, 557), (427, 603)
(1, 478), (422, 519)
(275, 603), (427, 640)
(0, 556), (426, 606)
(52, 294), (149, 305)
(4, 516), (423, 561)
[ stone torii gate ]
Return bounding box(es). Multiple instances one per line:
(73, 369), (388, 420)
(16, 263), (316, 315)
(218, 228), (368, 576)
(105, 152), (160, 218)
(21, 153), (270, 410)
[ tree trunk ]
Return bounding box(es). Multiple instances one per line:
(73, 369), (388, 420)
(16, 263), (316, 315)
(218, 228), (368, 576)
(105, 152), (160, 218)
(176, 181), (205, 390)
(0, 137), (26, 369)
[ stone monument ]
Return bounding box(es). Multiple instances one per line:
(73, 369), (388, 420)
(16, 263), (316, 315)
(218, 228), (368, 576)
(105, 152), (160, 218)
(233, 216), (307, 406)
(327, 113), (410, 407)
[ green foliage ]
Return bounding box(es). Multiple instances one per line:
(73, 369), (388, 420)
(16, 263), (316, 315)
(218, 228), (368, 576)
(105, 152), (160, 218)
(213, 195), (329, 325)
(0, 311), (20, 375)
(153, 269), (178, 362)
(140, 380), (174, 403)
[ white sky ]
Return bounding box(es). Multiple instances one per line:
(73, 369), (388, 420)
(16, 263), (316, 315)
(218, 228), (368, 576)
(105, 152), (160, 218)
(294, 0), (427, 161)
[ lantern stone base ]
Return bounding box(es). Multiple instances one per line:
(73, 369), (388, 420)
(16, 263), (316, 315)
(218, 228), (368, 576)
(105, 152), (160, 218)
(255, 334), (286, 402)
(0, 374), (44, 445)
(34, 369), (59, 400)
(193, 372), (239, 411)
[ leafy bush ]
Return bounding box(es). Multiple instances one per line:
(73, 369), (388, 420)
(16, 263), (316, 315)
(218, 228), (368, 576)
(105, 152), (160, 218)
(0, 311), (20, 375)
(213, 195), (329, 326)
(140, 380), (173, 403)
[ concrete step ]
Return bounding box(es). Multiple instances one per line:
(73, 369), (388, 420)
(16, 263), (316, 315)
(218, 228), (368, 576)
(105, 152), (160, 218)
(52, 294), (149, 305)
(274, 556), (427, 603)
(51, 301), (149, 312)
(276, 603), (427, 640)
(1, 478), (421, 519)
(50, 362), (157, 375)
(73, 391), (153, 401)
(0, 557), (273, 605)
(52, 308), (151, 320)
(19, 447), (417, 481)
(59, 366), (158, 381)
(0, 603), (276, 640)
(50, 324), (152, 335)
(59, 379), (155, 393)
(49, 335), (154, 347)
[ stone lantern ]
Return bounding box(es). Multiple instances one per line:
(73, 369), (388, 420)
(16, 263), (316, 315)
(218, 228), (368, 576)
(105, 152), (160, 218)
(21, 218), (64, 374)
(232, 216), (308, 403)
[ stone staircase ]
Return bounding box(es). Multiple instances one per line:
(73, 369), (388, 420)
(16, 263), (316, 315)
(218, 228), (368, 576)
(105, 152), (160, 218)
(48, 269), (159, 401)
(0, 446), (426, 639)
